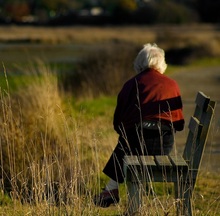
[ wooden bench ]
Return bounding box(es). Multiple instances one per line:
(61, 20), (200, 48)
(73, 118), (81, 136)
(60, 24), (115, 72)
(123, 92), (216, 216)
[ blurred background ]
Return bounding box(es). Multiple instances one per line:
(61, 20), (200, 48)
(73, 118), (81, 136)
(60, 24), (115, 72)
(0, 0), (219, 26)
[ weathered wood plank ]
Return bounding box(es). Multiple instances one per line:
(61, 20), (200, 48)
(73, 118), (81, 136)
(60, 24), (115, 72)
(188, 116), (200, 132)
(189, 101), (216, 172)
(195, 91), (210, 111)
(140, 156), (156, 166)
(169, 155), (188, 167)
(124, 155), (140, 166)
(155, 155), (172, 167)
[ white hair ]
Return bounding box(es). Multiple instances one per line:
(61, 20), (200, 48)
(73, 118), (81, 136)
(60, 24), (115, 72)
(134, 43), (167, 74)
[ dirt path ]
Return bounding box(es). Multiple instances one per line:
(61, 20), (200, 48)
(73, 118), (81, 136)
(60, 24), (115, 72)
(170, 66), (220, 173)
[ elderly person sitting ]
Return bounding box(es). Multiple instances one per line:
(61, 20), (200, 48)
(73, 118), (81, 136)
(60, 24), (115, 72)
(94, 43), (185, 207)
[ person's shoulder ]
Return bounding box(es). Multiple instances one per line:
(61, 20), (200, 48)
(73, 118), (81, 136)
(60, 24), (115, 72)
(123, 74), (138, 86)
(118, 75), (137, 96)
(162, 73), (178, 85)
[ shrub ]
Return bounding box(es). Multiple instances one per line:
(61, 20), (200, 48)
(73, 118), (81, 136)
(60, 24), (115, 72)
(155, 1), (199, 24)
(58, 42), (139, 98)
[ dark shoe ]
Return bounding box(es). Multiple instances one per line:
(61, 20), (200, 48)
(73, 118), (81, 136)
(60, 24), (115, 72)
(93, 189), (119, 207)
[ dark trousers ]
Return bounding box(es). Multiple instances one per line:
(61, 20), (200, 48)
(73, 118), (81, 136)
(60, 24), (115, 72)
(103, 128), (174, 183)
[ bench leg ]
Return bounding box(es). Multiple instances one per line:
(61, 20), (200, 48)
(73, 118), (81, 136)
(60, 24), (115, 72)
(174, 181), (184, 216)
(174, 182), (180, 215)
(126, 181), (142, 215)
(183, 172), (196, 216)
(183, 185), (193, 216)
(174, 180), (193, 216)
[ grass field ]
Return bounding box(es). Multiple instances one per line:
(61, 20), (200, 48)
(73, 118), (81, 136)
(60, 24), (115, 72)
(0, 25), (220, 215)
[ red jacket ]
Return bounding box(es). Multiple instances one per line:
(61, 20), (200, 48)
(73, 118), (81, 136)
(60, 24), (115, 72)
(113, 68), (184, 133)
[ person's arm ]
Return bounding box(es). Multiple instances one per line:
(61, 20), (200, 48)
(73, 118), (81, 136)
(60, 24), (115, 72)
(113, 79), (135, 134)
(173, 83), (185, 131)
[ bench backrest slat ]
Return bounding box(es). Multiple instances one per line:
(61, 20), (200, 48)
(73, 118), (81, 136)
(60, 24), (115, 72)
(183, 116), (203, 162)
(194, 91), (210, 119)
(183, 92), (216, 171)
(188, 116), (201, 133)
(188, 101), (215, 171)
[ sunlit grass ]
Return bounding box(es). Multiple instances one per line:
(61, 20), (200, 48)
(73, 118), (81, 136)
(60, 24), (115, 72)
(191, 57), (220, 67)
(74, 96), (116, 117)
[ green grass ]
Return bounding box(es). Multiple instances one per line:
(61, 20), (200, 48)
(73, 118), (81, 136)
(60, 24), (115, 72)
(74, 96), (116, 117)
(165, 57), (220, 75)
(191, 57), (220, 67)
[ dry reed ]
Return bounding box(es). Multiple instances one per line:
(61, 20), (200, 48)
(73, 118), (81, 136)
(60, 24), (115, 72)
(0, 63), (119, 215)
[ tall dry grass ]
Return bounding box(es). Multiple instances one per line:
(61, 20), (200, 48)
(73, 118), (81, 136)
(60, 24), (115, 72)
(0, 63), (119, 215)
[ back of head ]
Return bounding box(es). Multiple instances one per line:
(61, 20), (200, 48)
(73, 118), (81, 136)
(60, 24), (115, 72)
(134, 43), (167, 74)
